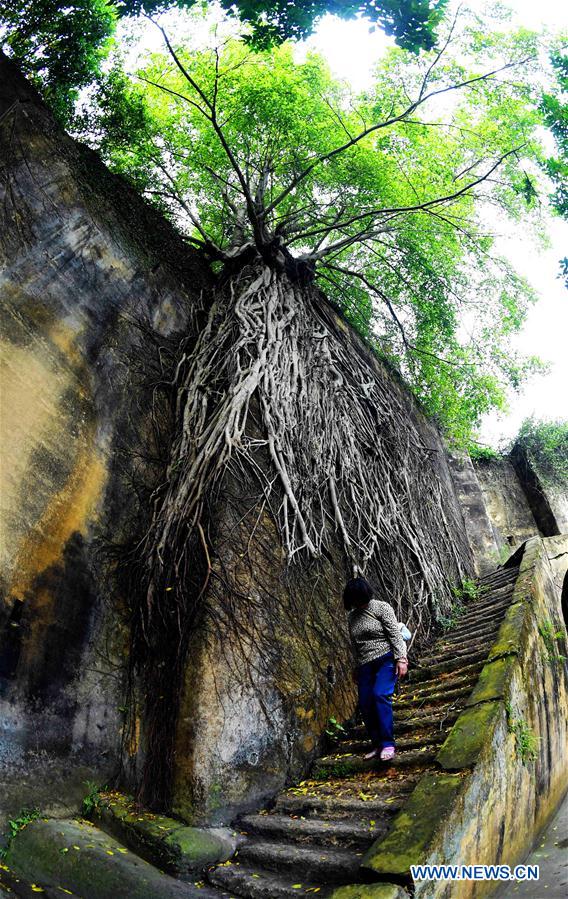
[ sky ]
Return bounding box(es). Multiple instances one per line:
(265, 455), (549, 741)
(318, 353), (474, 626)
(121, 0), (567, 449)
(298, 1), (568, 449)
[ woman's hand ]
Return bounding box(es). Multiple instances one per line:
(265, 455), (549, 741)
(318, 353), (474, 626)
(395, 658), (409, 678)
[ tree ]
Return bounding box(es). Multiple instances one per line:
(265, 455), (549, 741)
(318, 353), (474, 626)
(70, 8), (549, 808)
(81, 14), (543, 441)
(0, 0), (446, 122)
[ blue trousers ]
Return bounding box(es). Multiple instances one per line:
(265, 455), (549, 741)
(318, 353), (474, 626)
(356, 651), (398, 749)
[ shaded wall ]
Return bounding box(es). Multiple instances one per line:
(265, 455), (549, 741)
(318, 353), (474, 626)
(0, 52), (210, 826)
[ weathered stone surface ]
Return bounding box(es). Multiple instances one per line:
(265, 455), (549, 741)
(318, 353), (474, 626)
(488, 601), (529, 660)
(446, 452), (502, 575)
(331, 884), (410, 899)
(464, 656), (516, 706)
(510, 442), (568, 536)
(436, 700), (503, 770)
(93, 792), (236, 876)
(0, 51), (210, 828)
(361, 773), (464, 876)
(4, 818), (221, 898)
(474, 458), (540, 552)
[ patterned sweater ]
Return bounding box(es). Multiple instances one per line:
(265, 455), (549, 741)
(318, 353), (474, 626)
(348, 599), (408, 666)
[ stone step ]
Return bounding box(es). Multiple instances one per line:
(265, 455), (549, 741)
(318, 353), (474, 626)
(440, 620), (501, 645)
(426, 634), (498, 661)
(339, 728), (448, 756)
(3, 818), (223, 899)
(417, 644), (490, 668)
(447, 606), (510, 637)
(394, 683), (473, 710)
(239, 813), (385, 850)
(91, 791), (237, 877)
(395, 699), (470, 724)
(274, 793), (407, 820)
(450, 592), (513, 623)
(478, 567), (518, 585)
(314, 747), (438, 779)
(408, 659), (485, 685)
(398, 673), (478, 701)
(234, 839), (363, 883)
(207, 861), (331, 898)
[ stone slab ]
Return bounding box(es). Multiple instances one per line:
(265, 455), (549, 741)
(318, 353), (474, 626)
(465, 656), (517, 706)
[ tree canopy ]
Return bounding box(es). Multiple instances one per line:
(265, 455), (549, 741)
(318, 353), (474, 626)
(515, 418), (568, 488)
(0, 0), (445, 121)
(75, 9), (548, 441)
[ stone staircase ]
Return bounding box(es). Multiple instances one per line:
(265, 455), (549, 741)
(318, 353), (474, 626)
(207, 565), (520, 898)
(1, 565), (519, 899)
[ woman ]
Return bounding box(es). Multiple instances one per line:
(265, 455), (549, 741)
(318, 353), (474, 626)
(344, 576), (408, 761)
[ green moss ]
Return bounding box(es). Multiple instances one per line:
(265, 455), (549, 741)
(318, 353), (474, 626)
(92, 791), (234, 874)
(488, 601), (528, 660)
(436, 701), (502, 770)
(465, 656), (516, 706)
(331, 883), (409, 898)
(362, 774), (463, 876)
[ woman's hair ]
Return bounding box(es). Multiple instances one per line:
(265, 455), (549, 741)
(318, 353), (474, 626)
(343, 577), (374, 610)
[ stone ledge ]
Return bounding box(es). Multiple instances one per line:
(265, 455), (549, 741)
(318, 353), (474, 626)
(435, 700), (503, 771)
(464, 655), (517, 707)
(4, 818), (219, 898)
(92, 792), (237, 877)
(360, 773), (464, 877)
(487, 600), (529, 660)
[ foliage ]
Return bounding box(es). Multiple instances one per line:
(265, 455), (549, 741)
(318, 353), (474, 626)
(515, 418), (568, 488)
(540, 52), (568, 220)
(113, 0), (447, 51)
(469, 445), (501, 463)
(82, 781), (105, 816)
(325, 716), (347, 741)
(505, 702), (538, 763)
(540, 51), (568, 289)
(0, 0), (116, 123)
(74, 12), (547, 440)
(538, 617), (566, 666)
(452, 577), (483, 602)
(0, 807), (40, 859)
(0, 0), (445, 124)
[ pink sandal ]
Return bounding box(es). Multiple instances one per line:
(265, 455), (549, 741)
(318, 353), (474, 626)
(380, 746), (396, 761)
(364, 748), (380, 760)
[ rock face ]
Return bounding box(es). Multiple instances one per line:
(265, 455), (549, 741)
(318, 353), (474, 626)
(0, 51), (211, 826)
(1, 51), (515, 831)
